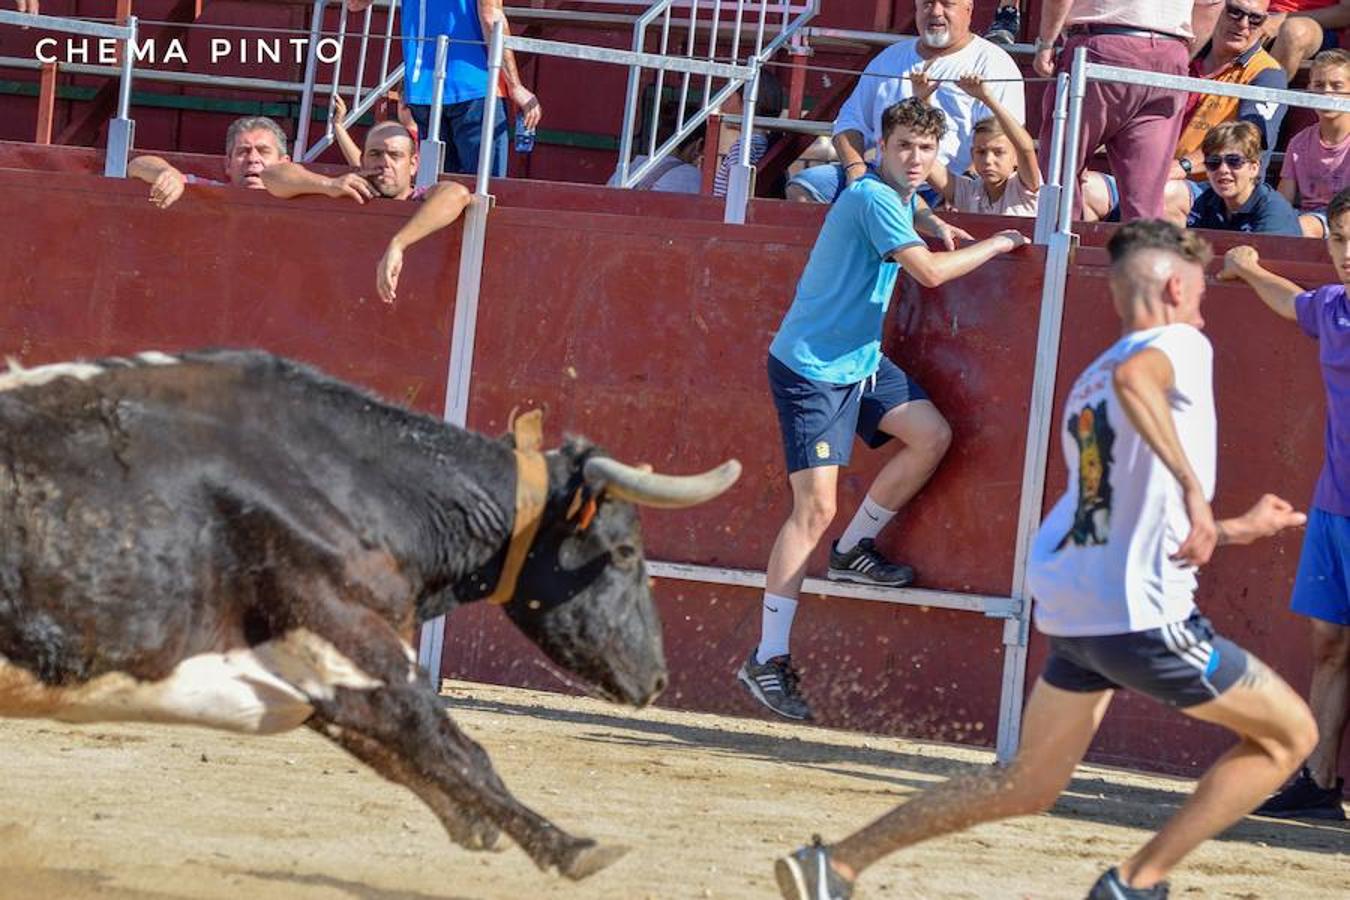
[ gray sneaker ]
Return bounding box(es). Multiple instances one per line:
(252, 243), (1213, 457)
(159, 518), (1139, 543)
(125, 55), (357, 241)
(775, 836), (853, 900)
(1086, 868), (1169, 899)
(827, 538), (915, 587)
(737, 651), (812, 721)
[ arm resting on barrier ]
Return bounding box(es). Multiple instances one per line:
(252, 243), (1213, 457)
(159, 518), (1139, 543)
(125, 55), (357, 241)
(127, 155), (187, 209)
(377, 182), (474, 304)
(893, 230), (1026, 288)
(1217, 246), (1302, 321)
(261, 161), (377, 203)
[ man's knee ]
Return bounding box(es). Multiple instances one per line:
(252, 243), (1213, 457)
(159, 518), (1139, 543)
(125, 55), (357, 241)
(921, 414), (954, 461)
(993, 764), (1066, 816)
(1310, 621), (1350, 666)
(791, 489), (836, 535)
(1279, 704), (1321, 768)
(1277, 16), (1324, 53)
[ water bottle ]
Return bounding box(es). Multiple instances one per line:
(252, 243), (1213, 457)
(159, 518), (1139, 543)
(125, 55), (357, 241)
(514, 113), (536, 154)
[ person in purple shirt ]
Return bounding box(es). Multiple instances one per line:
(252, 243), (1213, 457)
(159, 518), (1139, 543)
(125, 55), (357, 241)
(1218, 185), (1350, 821)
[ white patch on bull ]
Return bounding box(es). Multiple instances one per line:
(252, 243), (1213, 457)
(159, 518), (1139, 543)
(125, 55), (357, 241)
(0, 361), (105, 393)
(401, 641), (418, 683)
(0, 631), (383, 736)
(135, 351), (178, 366)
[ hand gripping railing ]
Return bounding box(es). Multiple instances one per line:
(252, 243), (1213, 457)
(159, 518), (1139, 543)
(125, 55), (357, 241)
(0, 9), (137, 177)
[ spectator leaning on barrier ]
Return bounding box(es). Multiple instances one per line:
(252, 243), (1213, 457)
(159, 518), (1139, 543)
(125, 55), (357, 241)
(260, 122), (472, 304)
(1264, 1), (1350, 80)
(786, 0), (1024, 205)
(919, 72), (1041, 216)
(1187, 120), (1304, 233)
(345, 0), (540, 179)
(1278, 49), (1350, 237)
(127, 116), (290, 210)
(1164, 0), (1287, 224)
(1033, 1), (1195, 222)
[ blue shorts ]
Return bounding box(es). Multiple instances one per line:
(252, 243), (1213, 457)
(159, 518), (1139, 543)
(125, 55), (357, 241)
(788, 163), (942, 208)
(1291, 507), (1350, 626)
(768, 353), (929, 473)
(1042, 613), (1250, 708)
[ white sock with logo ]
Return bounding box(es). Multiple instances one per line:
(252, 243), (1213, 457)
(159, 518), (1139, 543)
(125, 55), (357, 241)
(836, 495), (897, 554)
(756, 592), (798, 663)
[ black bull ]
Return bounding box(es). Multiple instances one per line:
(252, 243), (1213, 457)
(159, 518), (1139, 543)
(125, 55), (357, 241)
(0, 350), (740, 879)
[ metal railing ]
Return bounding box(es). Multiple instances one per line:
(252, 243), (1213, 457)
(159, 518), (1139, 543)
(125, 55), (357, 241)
(0, 8), (136, 176)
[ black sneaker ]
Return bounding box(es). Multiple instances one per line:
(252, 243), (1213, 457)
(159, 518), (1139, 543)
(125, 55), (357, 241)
(775, 836), (853, 900)
(737, 651), (812, 721)
(984, 3), (1021, 46)
(827, 538), (915, 587)
(1086, 868), (1169, 899)
(1254, 767), (1347, 820)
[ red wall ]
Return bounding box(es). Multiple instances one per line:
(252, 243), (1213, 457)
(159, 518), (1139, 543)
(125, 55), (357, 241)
(0, 154), (1342, 778)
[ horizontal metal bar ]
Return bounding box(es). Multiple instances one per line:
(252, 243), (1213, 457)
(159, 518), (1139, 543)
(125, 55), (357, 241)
(1085, 61), (1350, 115)
(722, 112), (829, 134)
(505, 35), (754, 79)
(647, 560), (1020, 618)
(0, 9), (133, 40)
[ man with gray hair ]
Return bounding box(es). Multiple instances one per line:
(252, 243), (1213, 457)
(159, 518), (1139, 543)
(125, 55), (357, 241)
(127, 116), (290, 209)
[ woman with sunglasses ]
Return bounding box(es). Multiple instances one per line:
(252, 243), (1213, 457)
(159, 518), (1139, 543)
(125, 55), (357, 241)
(1186, 120), (1304, 234)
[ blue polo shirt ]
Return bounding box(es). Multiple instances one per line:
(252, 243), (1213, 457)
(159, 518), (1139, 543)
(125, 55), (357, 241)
(769, 171), (924, 385)
(1187, 183), (1302, 236)
(403, 0), (489, 106)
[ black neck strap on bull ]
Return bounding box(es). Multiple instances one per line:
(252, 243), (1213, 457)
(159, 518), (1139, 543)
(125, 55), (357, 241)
(484, 410), (551, 606)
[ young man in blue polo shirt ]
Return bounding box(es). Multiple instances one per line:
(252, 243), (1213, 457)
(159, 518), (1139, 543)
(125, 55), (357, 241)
(739, 98), (1029, 721)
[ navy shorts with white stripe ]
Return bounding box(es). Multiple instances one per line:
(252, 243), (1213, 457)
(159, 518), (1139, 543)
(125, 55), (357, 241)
(1041, 613), (1250, 708)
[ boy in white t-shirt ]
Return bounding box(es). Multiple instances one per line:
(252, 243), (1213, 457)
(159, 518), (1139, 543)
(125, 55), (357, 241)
(919, 72), (1040, 217)
(773, 221), (1316, 900)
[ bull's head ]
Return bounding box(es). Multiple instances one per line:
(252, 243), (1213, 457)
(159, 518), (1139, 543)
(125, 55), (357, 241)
(505, 437), (739, 708)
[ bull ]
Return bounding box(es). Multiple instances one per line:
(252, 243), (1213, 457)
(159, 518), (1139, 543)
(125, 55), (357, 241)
(0, 349), (740, 879)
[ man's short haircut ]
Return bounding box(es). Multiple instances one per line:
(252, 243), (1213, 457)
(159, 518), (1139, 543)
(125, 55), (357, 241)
(1201, 120), (1261, 161)
(365, 121), (417, 149)
(1328, 186), (1350, 228)
(1106, 219), (1213, 269)
(972, 115), (1006, 141)
(1310, 48), (1350, 76)
(225, 116), (288, 157)
(880, 98), (946, 142)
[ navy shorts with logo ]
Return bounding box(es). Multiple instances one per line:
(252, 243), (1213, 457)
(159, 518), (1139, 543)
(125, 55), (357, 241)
(768, 353), (929, 473)
(1042, 612), (1250, 708)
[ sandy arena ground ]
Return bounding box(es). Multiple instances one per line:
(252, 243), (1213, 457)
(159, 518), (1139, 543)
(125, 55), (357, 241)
(0, 680), (1344, 900)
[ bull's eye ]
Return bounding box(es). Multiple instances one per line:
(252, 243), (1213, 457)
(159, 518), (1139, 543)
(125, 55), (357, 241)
(613, 544), (638, 563)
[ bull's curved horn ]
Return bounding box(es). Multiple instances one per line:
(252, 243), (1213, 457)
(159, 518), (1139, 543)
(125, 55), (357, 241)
(583, 457), (741, 509)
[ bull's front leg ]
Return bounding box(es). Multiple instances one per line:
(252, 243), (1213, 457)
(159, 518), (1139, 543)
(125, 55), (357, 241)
(309, 680), (628, 879)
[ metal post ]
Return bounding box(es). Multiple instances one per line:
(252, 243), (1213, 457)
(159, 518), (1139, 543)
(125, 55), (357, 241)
(379, 0), (399, 86)
(475, 21), (505, 193)
(416, 35), (450, 190)
(617, 16), (648, 187)
(1055, 47), (1089, 234)
(295, 0), (328, 159)
(353, 4), (373, 111)
(1033, 72), (1069, 245)
(36, 61), (58, 145)
(723, 60), (758, 223)
(104, 15), (136, 178)
(649, 4), (674, 158)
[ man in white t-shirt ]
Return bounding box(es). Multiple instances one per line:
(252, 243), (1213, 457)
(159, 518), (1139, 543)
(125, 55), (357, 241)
(772, 220), (1316, 900)
(786, 0), (1024, 207)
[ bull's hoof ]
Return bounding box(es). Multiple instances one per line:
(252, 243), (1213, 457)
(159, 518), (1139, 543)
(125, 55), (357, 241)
(449, 819), (504, 853)
(556, 839), (629, 881)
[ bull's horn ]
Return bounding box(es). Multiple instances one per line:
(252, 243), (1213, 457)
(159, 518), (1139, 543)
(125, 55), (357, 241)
(583, 457), (741, 509)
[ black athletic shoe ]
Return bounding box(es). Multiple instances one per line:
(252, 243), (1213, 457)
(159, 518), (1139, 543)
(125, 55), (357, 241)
(737, 651), (812, 721)
(827, 538), (915, 587)
(984, 4), (1021, 46)
(775, 836), (853, 900)
(1086, 868), (1169, 899)
(1254, 767), (1347, 820)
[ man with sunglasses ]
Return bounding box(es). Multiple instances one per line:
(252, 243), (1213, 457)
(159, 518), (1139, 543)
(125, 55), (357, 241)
(1187, 120), (1303, 233)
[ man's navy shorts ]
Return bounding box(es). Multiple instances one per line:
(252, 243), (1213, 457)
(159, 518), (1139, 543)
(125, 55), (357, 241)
(1042, 612), (1250, 708)
(767, 353), (929, 474)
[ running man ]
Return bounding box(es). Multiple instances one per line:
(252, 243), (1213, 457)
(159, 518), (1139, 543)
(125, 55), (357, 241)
(1220, 186), (1350, 821)
(774, 219), (1317, 899)
(740, 97), (1029, 721)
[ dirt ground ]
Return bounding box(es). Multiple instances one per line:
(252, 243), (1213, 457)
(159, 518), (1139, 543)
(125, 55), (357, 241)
(0, 680), (1344, 900)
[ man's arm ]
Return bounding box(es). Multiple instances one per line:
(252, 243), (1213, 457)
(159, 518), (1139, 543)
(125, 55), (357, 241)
(893, 230), (1027, 288)
(1111, 347), (1217, 566)
(128, 155), (187, 209)
(1034, 0), (1074, 76)
(1276, 174), (1299, 207)
(912, 195), (973, 249)
(261, 161), (377, 203)
(330, 94), (364, 168)
(958, 74), (1039, 191)
(1217, 245), (1303, 321)
(376, 182), (473, 303)
(478, 0), (542, 129)
(1302, 1), (1350, 30)
(832, 131), (870, 185)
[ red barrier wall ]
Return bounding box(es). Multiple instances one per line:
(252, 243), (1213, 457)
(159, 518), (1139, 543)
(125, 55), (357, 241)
(0, 162), (1343, 779)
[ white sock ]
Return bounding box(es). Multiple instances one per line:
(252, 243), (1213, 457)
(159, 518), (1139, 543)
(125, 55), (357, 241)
(836, 495), (897, 553)
(756, 592), (798, 663)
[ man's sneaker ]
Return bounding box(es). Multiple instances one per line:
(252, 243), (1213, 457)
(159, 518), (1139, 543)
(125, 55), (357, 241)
(983, 4), (1021, 46)
(1254, 767), (1347, 820)
(775, 836), (853, 900)
(1086, 868), (1169, 899)
(827, 538), (915, 587)
(737, 651), (812, 721)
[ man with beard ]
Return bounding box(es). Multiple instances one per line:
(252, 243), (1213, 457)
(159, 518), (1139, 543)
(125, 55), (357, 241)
(127, 116), (291, 209)
(261, 122), (472, 304)
(785, 0), (1024, 217)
